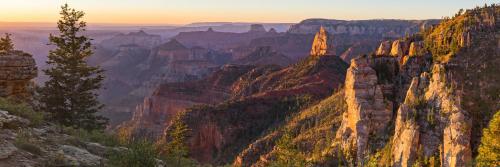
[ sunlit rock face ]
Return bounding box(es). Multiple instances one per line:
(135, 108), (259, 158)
(391, 65), (472, 167)
(0, 51), (37, 100)
(334, 56), (392, 164)
(408, 41), (424, 57)
(376, 40), (392, 56)
(310, 26), (335, 57)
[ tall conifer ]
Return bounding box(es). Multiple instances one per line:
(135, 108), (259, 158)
(38, 4), (107, 130)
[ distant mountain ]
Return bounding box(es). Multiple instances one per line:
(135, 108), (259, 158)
(288, 19), (440, 35)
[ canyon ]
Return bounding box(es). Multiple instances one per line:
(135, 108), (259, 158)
(0, 4), (498, 167)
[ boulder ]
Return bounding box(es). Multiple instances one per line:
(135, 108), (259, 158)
(0, 109), (30, 129)
(85, 142), (108, 157)
(59, 145), (103, 167)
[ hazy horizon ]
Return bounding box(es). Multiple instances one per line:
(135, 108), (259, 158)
(0, 0), (497, 25)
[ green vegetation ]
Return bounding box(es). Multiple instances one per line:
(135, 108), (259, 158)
(266, 89), (347, 166)
(160, 112), (198, 166)
(269, 130), (310, 167)
(62, 126), (120, 147)
(108, 140), (159, 167)
(37, 4), (107, 131)
(476, 111), (500, 166)
(423, 4), (498, 63)
(0, 33), (14, 52)
(0, 98), (44, 126)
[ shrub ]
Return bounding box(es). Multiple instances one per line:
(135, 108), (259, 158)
(108, 140), (158, 167)
(0, 98), (44, 126)
(63, 126), (120, 147)
(476, 111), (500, 166)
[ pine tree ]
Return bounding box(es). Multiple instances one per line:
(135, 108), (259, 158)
(38, 4), (107, 130)
(476, 111), (500, 166)
(0, 33), (14, 52)
(164, 112), (191, 166)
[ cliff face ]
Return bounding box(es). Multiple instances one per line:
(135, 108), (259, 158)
(334, 56), (393, 163)
(330, 5), (499, 167)
(288, 19), (439, 36)
(391, 65), (472, 167)
(160, 53), (348, 165)
(117, 65), (256, 140)
(0, 51), (37, 100)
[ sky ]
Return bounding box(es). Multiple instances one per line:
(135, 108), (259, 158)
(0, 0), (497, 25)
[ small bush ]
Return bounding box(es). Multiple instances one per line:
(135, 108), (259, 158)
(0, 98), (44, 126)
(108, 140), (158, 167)
(63, 126), (120, 147)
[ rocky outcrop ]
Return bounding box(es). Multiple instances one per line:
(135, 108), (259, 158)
(334, 56), (392, 164)
(0, 51), (37, 100)
(59, 145), (103, 166)
(390, 65), (472, 167)
(310, 27), (335, 56)
(408, 41), (424, 57)
(390, 40), (407, 57)
(375, 41), (392, 56)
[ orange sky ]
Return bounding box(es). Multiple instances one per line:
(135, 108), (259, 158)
(0, 0), (497, 25)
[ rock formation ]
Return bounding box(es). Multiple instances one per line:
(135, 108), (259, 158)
(391, 65), (472, 166)
(390, 40), (406, 57)
(117, 64), (256, 140)
(99, 30), (161, 50)
(160, 55), (348, 165)
(408, 41), (424, 57)
(334, 56), (392, 164)
(375, 41), (392, 56)
(310, 27), (335, 56)
(0, 51), (37, 100)
(288, 19), (440, 36)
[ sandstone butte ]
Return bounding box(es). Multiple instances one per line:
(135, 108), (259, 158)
(310, 26), (336, 57)
(0, 51), (37, 101)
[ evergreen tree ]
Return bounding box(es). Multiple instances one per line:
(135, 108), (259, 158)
(0, 33), (14, 52)
(476, 111), (500, 166)
(38, 4), (107, 130)
(164, 112), (191, 166)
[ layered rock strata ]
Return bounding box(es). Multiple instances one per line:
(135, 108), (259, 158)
(0, 52), (37, 100)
